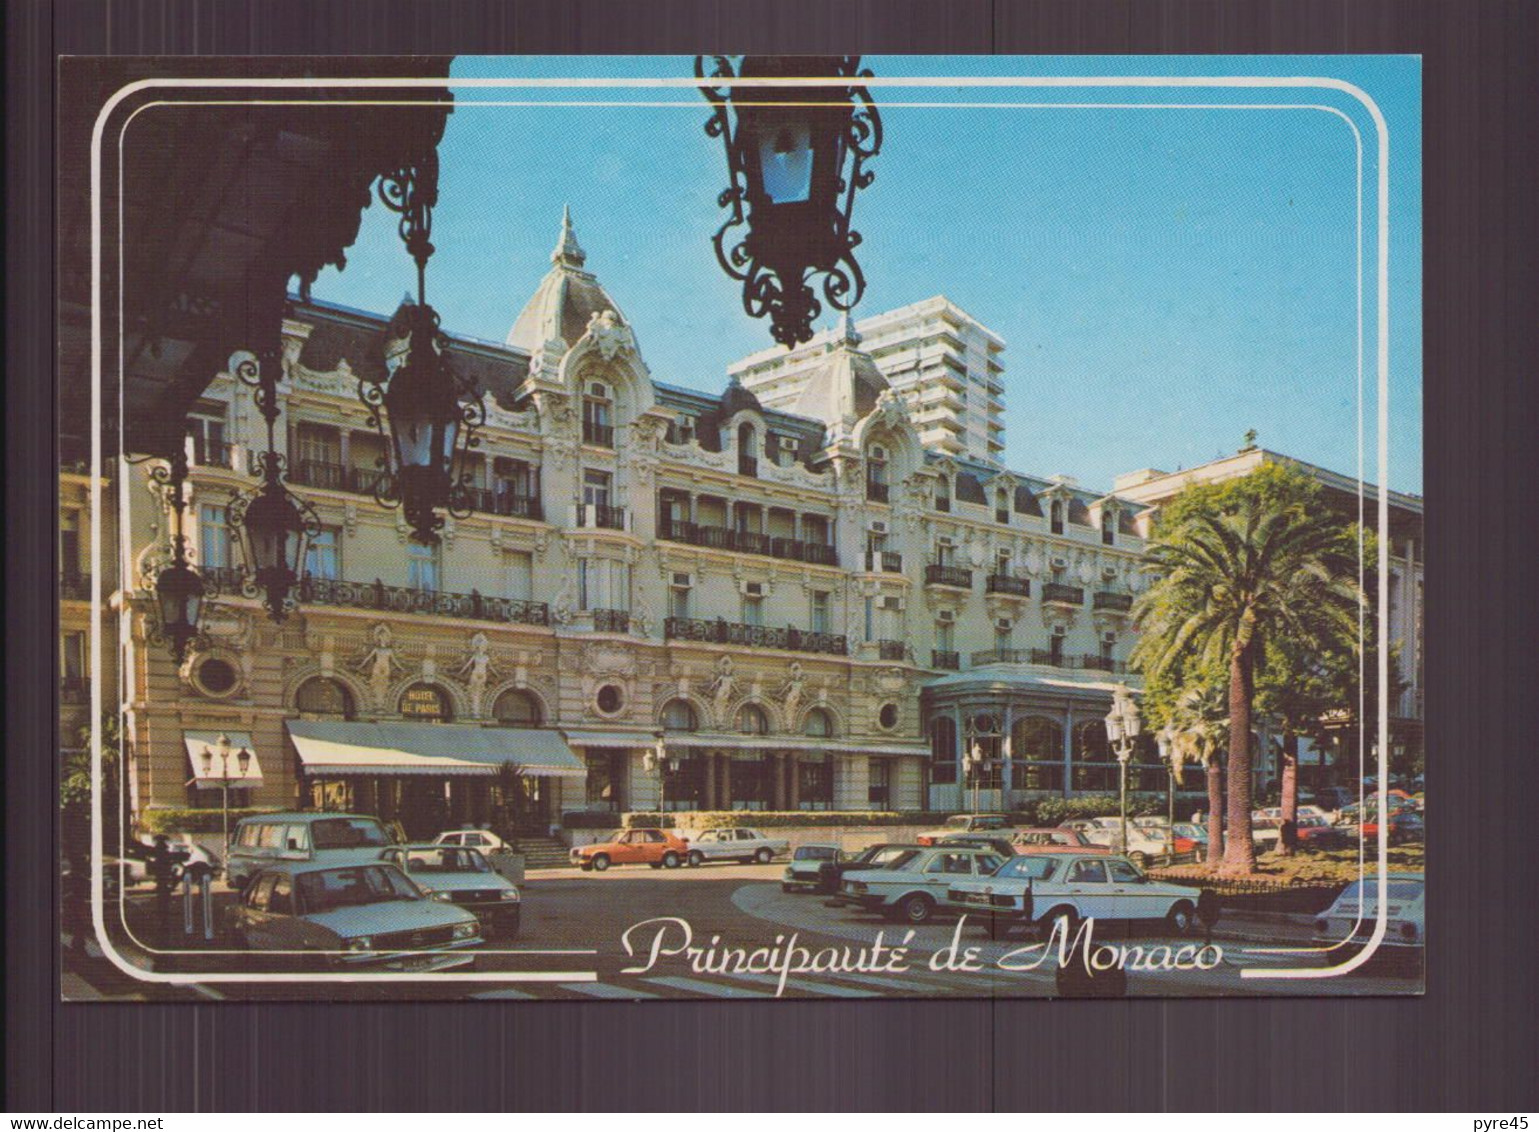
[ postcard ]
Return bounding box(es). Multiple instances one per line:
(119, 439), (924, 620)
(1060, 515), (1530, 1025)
(57, 53), (1422, 1001)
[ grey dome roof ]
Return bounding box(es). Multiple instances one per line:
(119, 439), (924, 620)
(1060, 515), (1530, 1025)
(506, 206), (628, 353)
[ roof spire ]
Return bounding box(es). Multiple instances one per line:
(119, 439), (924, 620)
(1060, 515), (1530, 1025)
(552, 203), (586, 267)
(836, 310), (862, 347)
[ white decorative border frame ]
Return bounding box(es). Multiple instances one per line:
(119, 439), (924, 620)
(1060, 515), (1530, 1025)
(87, 71), (1394, 990)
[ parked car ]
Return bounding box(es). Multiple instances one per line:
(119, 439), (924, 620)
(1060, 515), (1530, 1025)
(935, 833), (1019, 857)
(1013, 828), (1109, 853)
(570, 828), (690, 871)
(1080, 821), (1170, 867)
(1293, 813), (1353, 850)
(837, 845), (1008, 924)
(811, 843), (924, 894)
(1312, 873), (1425, 969)
(227, 813), (396, 891)
(1249, 815), (1283, 851)
(1172, 822), (1209, 852)
(1310, 786), (1357, 813)
(380, 845), (522, 938)
(433, 829), (513, 853)
(686, 827), (790, 865)
(227, 861), (481, 971)
(917, 814), (1013, 846)
(782, 844), (842, 892)
(946, 853), (1206, 940)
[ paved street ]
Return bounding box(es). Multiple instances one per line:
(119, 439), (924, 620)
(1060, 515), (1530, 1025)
(63, 862), (1421, 1001)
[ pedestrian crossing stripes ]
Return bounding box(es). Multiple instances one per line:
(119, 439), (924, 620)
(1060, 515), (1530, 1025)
(704, 969), (882, 998)
(469, 987), (538, 999)
(642, 976), (765, 998)
(562, 981), (658, 1000)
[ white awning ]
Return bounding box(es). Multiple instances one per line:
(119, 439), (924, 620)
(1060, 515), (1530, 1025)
(560, 730), (662, 750)
(184, 731), (264, 787)
(658, 734), (926, 758)
(286, 721), (587, 778)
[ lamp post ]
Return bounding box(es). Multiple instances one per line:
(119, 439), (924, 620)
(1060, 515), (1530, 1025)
(643, 733), (673, 814)
(964, 741), (986, 816)
(1155, 723), (1184, 858)
(695, 55), (884, 348)
(150, 447), (208, 663)
(1104, 685), (1142, 856)
(199, 733), (252, 860)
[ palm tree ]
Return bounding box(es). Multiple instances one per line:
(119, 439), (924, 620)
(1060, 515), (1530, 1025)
(1173, 684), (1228, 867)
(1133, 471), (1360, 875)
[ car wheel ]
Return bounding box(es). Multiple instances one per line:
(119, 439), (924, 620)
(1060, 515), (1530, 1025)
(579, 862), (593, 872)
(648, 862), (662, 869)
(662, 851), (681, 869)
(1165, 900), (1198, 937)
(687, 851), (704, 867)
(1039, 905), (1079, 939)
(755, 848), (773, 864)
(591, 854), (610, 872)
(895, 893), (936, 925)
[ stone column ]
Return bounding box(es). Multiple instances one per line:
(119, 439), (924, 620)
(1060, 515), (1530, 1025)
(1063, 708), (1075, 797)
(1001, 701), (1015, 806)
(704, 752), (717, 810)
(892, 756), (924, 811)
(787, 753), (800, 810)
(719, 754), (732, 810)
(834, 754), (870, 810)
(772, 752), (786, 810)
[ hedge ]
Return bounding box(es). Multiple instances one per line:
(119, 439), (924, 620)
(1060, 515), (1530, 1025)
(139, 807), (283, 834)
(621, 811), (930, 831)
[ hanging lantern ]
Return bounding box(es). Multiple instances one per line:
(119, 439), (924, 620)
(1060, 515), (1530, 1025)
(696, 55), (883, 348)
(148, 447), (210, 663)
(228, 451), (319, 623)
(356, 156), (483, 544)
(226, 351), (320, 621)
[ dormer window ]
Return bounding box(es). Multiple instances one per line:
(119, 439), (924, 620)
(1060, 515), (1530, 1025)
(583, 382), (614, 447)
(996, 487), (1011, 525)
(737, 422), (758, 477)
(667, 414), (696, 445)
(1050, 500), (1065, 535)
(1101, 507), (1116, 546)
(934, 475), (951, 512)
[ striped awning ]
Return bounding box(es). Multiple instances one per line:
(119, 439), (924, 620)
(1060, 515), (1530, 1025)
(286, 720), (586, 778)
(184, 731), (264, 787)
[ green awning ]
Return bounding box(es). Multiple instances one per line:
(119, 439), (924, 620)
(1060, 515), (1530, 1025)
(286, 720), (586, 778)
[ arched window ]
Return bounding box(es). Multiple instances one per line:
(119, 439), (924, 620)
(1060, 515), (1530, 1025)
(737, 703), (768, 735)
(583, 381), (614, 447)
(803, 708), (834, 738)
(1102, 507), (1116, 546)
(295, 677), (354, 720)
(1072, 718), (1114, 791)
(737, 422), (758, 477)
(661, 698), (699, 732)
(1011, 716), (1065, 791)
(492, 688), (541, 728)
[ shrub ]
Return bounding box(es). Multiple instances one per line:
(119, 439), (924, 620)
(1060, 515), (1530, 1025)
(620, 811), (930, 831)
(139, 807), (282, 835)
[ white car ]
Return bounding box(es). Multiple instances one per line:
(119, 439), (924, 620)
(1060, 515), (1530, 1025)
(945, 853), (1206, 939)
(917, 814), (1014, 845)
(837, 845), (1008, 925)
(686, 827), (790, 866)
(433, 829), (513, 853)
(1312, 873), (1425, 966)
(381, 844), (522, 938)
(782, 844), (842, 892)
(1080, 820), (1169, 866)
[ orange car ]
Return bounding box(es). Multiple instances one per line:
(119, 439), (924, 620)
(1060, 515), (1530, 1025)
(570, 828), (690, 872)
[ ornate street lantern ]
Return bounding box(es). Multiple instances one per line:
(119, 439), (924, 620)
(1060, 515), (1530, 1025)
(696, 55), (883, 348)
(357, 156), (483, 543)
(149, 447), (209, 663)
(227, 353), (320, 622)
(1105, 685), (1142, 856)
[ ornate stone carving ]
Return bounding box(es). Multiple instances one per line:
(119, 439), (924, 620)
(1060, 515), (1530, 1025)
(709, 655), (737, 727)
(456, 631), (501, 718)
(353, 623), (404, 710)
(586, 309), (635, 361)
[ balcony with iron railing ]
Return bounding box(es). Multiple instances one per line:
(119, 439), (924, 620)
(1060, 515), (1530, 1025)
(573, 503), (628, 531)
(60, 573), (93, 601)
(877, 640), (910, 662)
(664, 617), (847, 657)
(296, 576), (550, 626)
(461, 487), (544, 521)
(582, 421), (615, 448)
(865, 550), (903, 573)
(290, 459), (350, 491)
(866, 481), (889, 504)
(1030, 647), (1066, 667)
(1042, 582), (1085, 606)
(924, 564), (973, 589)
(738, 456), (758, 478)
(931, 649), (960, 670)
(1092, 590), (1133, 612)
(971, 648), (1029, 665)
(593, 608), (631, 633)
(657, 520), (838, 567)
(1080, 653), (1129, 674)
(985, 574), (1030, 597)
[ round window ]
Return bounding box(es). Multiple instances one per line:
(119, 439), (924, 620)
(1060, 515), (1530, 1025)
(878, 703), (899, 730)
(197, 658), (237, 695)
(596, 684), (624, 714)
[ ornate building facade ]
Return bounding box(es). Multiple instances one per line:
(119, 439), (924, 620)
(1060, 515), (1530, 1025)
(101, 213), (1169, 835)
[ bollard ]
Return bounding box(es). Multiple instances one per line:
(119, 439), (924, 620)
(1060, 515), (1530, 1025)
(182, 871), (195, 936)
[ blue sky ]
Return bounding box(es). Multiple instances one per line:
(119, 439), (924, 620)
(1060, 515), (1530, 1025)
(308, 55), (1421, 494)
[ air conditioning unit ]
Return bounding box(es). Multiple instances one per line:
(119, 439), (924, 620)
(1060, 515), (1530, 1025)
(870, 520), (888, 534)
(741, 580), (765, 597)
(881, 595), (902, 612)
(670, 572), (693, 589)
(996, 619), (1012, 632)
(1102, 566), (1119, 580)
(1051, 625), (1067, 637)
(1051, 556), (1068, 570)
(937, 609), (955, 623)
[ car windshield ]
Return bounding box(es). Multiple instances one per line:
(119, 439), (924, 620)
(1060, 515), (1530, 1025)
(876, 850), (922, 871)
(794, 846), (839, 861)
(309, 818), (391, 849)
(1339, 879), (1424, 904)
(605, 830), (627, 842)
(399, 848), (490, 874)
(945, 817), (971, 829)
(994, 856), (1059, 881)
(296, 865), (420, 911)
